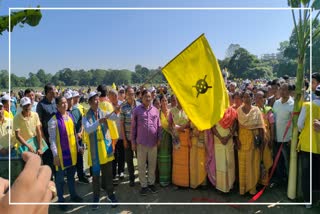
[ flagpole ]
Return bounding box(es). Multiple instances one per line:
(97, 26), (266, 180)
(140, 67), (163, 88)
(162, 33), (205, 69)
(140, 33), (205, 88)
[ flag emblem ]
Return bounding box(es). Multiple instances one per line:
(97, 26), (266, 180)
(192, 75), (212, 97)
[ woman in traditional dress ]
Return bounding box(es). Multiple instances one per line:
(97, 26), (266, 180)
(169, 98), (190, 187)
(189, 122), (207, 189)
(211, 104), (237, 193)
(255, 90), (274, 186)
(237, 90), (265, 195)
(157, 95), (173, 187)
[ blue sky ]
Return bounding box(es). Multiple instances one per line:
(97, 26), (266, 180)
(0, 0), (295, 77)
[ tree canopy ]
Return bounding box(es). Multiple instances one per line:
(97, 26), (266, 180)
(0, 7), (42, 35)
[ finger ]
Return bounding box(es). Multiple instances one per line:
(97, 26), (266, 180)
(20, 152), (41, 181)
(42, 181), (56, 203)
(37, 165), (52, 186)
(0, 177), (9, 197)
(35, 205), (50, 214)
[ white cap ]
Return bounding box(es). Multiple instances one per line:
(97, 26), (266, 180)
(315, 85), (320, 97)
(149, 87), (156, 93)
(72, 90), (80, 97)
(230, 82), (237, 87)
(88, 91), (100, 100)
(64, 91), (73, 100)
(1, 94), (12, 101)
(118, 87), (125, 92)
(20, 97), (31, 107)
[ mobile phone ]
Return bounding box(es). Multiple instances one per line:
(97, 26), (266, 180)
(0, 150), (25, 185)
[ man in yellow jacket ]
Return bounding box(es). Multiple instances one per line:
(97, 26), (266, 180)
(298, 85), (320, 207)
(82, 91), (119, 210)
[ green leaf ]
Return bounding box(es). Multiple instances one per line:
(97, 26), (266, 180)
(301, 0), (310, 6)
(289, 0), (301, 7)
(312, 0), (320, 9)
(25, 10), (42, 27)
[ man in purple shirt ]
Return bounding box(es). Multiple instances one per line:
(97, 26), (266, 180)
(131, 89), (161, 196)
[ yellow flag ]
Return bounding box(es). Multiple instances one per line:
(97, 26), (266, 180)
(112, 83), (117, 89)
(162, 34), (229, 131)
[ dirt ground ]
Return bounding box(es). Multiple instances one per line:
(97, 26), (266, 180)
(48, 156), (320, 214)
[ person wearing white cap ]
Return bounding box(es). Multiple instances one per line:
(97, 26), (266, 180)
(97, 85), (121, 183)
(149, 86), (157, 101)
(65, 91), (89, 184)
(1, 94), (14, 119)
(82, 91), (119, 209)
(228, 82), (237, 93)
(72, 90), (85, 116)
(13, 97), (43, 155)
(118, 87), (125, 102)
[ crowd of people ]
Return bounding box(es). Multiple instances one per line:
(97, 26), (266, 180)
(0, 73), (319, 211)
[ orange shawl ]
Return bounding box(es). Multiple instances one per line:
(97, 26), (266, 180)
(219, 106), (238, 129)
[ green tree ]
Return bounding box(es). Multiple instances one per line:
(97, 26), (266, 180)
(112, 70), (132, 85)
(0, 7), (42, 34)
(131, 72), (141, 84)
(59, 68), (74, 86)
(11, 74), (26, 87)
(282, 18), (320, 75)
(287, 0), (320, 200)
(218, 58), (230, 72)
(78, 69), (92, 86)
(225, 43), (241, 58)
(91, 69), (107, 86)
(36, 69), (52, 84)
(246, 65), (273, 79)
(0, 70), (9, 89)
(26, 73), (41, 87)
(228, 48), (272, 79)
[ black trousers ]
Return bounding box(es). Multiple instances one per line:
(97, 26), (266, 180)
(300, 151), (320, 202)
(92, 162), (114, 201)
(76, 140), (85, 178)
(112, 139), (125, 177)
(273, 142), (290, 181)
(42, 147), (55, 177)
(125, 140), (135, 182)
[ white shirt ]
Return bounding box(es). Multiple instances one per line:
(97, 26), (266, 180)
(82, 110), (118, 134)
(48, 115), (71, 157)
(273, 96), (294, 142)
